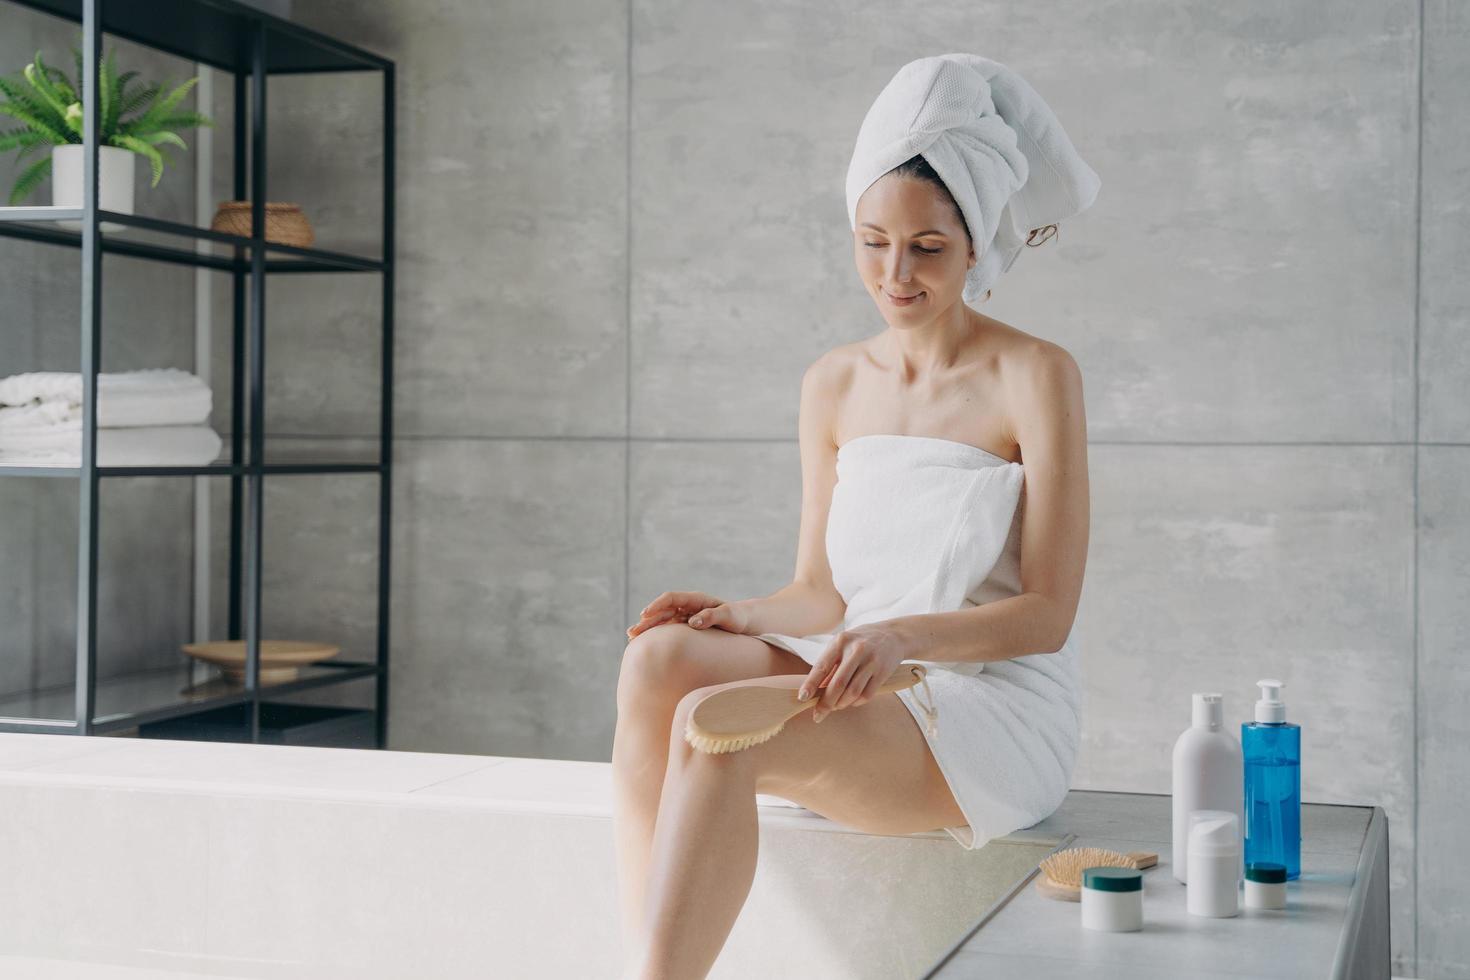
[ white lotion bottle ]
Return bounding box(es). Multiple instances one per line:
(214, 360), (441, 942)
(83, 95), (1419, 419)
(1171, 693), (1245, 884)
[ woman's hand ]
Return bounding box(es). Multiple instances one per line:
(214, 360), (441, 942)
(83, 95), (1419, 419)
(625, 591), (751, 639)
(797, 621), (925, 722)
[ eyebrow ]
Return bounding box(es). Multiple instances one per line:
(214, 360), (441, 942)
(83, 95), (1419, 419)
(860, 223), (949, 237)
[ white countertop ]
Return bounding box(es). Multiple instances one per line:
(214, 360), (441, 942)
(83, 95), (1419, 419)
(925, 790), (1388, 980)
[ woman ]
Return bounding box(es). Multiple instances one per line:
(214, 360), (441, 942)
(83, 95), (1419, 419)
(612, 54), (1100, 979)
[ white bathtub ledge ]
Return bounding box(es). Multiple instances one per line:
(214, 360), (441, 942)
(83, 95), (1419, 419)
(0, 732), (1060, 980)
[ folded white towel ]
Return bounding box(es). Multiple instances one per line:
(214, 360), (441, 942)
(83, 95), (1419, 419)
(0, 400), (74, 433)
(0, 422), (223, 467)
(0, 368), (213, 428)
(846, 53), (1101, 303)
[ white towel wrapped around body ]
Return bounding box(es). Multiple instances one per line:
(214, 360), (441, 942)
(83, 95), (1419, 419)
(752, 433), (1082, 849)
(0, 368), (213, 428)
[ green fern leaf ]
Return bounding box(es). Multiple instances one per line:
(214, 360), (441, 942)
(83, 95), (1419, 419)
(27, 52), (82, 137)
(43, 65), (76, 104)
(0, 125), (44, 151)
(158, 75), (200, 114)
(0, 73), (71, 138)
(112, 133), (164, 186)
(155, 111), (214, 131)
(139, 129), (187, 151)
(8, 154), (51, 205)
(119, 81), (159, 120)
(24, 54), (71, 122)
(0, 101), (69, 144)
(114, 69), (138, 110)
(99, 48), (116, 138)
(119, 79), (168, 135)
(127, 75), (198, 137)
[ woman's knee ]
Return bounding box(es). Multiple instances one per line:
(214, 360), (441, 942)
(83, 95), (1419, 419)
(617, 623), (702, 710)
(617, 623), (808, 717)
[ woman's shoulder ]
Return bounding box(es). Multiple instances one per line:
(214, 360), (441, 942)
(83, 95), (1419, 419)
(982, 318), (1081, 385)
(982, 324), (1085, 435)
(803, 341), (863, 392)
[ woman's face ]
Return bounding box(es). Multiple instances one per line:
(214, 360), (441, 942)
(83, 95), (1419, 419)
(853, 174), (975, 323)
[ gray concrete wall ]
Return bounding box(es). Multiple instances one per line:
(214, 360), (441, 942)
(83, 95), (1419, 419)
(2, 1), (1464, 976)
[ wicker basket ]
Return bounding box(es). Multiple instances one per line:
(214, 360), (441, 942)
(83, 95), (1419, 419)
(210, 201), (315, 247)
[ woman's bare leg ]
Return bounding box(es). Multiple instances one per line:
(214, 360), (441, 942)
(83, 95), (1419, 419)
(612, 624), (808, 954)
(626, 720), (760, 980)
(629, 675), (966, 979)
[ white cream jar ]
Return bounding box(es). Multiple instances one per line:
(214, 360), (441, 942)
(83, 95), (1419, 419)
(1080, 866), (1143, 932)
(1244, 861), (1288, 909)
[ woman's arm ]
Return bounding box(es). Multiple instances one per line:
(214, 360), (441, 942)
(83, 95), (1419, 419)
(732, 581), (846, 638)
(886, 593), (1069, 663)
(889, 341), (1089, 662)
(735, 352), (849, 638)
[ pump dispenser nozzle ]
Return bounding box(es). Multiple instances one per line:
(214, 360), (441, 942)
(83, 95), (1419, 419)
(1254, 679), (1286, 723)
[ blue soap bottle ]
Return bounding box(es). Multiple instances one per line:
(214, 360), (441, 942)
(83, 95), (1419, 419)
(1241, 679), (1301, 880)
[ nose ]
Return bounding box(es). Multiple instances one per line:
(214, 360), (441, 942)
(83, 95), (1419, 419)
(886, 248), (914, 285)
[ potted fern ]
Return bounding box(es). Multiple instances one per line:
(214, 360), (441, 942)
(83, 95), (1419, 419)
(0, 46), (212, 226)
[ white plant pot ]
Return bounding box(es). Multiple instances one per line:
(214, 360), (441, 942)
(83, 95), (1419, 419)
(51, 143), (134, 232)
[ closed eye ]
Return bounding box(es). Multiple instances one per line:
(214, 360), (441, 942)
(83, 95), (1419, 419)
(864, 243), (942, 254)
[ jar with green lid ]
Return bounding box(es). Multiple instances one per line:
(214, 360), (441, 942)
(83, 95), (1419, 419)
(1244, 861), (1287, 909)
(1080, 866), (1143, 931)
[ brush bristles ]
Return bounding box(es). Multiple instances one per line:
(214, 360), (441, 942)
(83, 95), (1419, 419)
(684, 720), (785, 754)
(1039, 846), (1135, 887)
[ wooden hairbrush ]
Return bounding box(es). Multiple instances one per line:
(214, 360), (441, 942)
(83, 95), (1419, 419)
(1034, 846), (1160, 901)
(683, 663), (931, 755)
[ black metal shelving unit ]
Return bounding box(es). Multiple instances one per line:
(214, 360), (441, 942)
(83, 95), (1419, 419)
(0, 0), (394, 747)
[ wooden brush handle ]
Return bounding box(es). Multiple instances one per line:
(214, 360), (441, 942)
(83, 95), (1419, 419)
(813, 663), (926, 702)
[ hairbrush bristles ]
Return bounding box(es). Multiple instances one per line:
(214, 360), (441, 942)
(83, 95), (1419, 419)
(684, 719), (786, 754)
(681, 665), (930, 755)
(1040, 847), (1140, 887)
(1034, 846), (1159, 902)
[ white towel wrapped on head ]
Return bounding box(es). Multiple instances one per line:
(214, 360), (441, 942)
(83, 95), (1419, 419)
(846, 53), (1101, 303)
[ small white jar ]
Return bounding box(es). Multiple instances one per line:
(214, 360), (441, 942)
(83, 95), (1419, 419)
(1244, 862), (1288, 909)
(1187, 809), (1241, 917)
(1080, 867), (1143, 932)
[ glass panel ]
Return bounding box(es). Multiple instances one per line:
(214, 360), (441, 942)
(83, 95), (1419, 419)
(262, 269), (383, 466)
(261, 471), (381, 674)
(88, 255), (235, 471)
(0, 475), (79, 727)
(0, 181), (81, 474)
(263, 68), (385, 262)
(89, 473), (234, 724)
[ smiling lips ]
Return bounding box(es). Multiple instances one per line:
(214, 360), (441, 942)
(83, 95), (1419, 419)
(885, 288), (924, 304)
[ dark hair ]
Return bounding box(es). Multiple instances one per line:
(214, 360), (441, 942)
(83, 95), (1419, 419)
(886, 154), (1061, 300)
